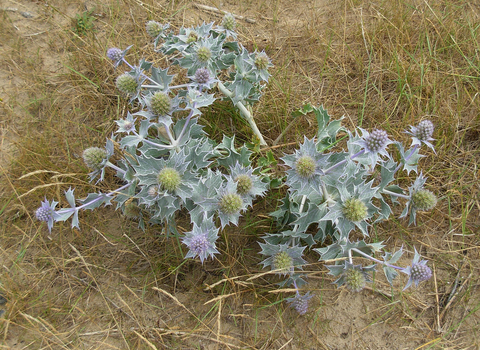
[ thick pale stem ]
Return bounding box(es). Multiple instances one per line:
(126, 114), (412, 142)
(381, 189), (410, 200)
(350, 248), (406, 273)
(217, 82), (267, 146)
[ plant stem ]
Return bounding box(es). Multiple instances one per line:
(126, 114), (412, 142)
(216, 81), (267, 146)
(381, 189), (410, 200)
(350, 248), (406, 273)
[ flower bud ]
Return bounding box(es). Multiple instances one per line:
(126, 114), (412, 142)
(255, 52), (270, 70)
(146, 21), (162, 38)
(365, 129), (389, 153)
(157, 167), (181, 192)
(219, 193), (243, 215)
(342, 198), (368, 222)
(195, 68), (210, 84)
(295, 155), (316, 179)
(412, 189), (437, 211)
(416, 120), (434, 141)
(345, 268), (366, 292)
(186, 31), (198, 43)
(106, 48), (123, 61)
(116, 73), (138, 95)
(222, 13), (236, 31)
(83, 147), (107, 170)
(150, 92), (171, 116)
(196, 46), (212, 63)
(235, 174), (253, 195)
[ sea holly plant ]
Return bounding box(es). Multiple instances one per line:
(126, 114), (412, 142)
(34, 15), (438, 315)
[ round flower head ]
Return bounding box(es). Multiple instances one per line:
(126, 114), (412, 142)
(405, 120), (436, 152)
(344, 267), (367, 292)
(195, 68), (210, 85)
(353, 128), (393, 167)
(273, 251), (294, 275)
(287, 292), (313, 315)
(196, 46), (212, 63)
(235, 174), (253, 196)
(83, 147), (107, 170)
(365, 129), (389, 153)
(412, 189), (437, 211)
(410, 263), (432, 283)
(282, 137), (331, 195)
(146, 20), (162, 38)
(35, 198), (58, 233)
(219, 193), (243, 215)
(116, 73), (138, 95)
(416, 120), (434, 141)
(402, 248), (432, 290)
(227, 163), (268, 201)
(150, 92), (171, 116)
(254, 52), (270, 71)
(157, 167), (181, 192)
(107, 48), (122, 62)
(295, 155), (316, 179)
(342, 198), (368, 222)
(221, 13), (236, 31)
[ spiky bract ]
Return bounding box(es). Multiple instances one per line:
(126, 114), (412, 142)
(287, 292), (313, 315)
(182, 221), (220, 264)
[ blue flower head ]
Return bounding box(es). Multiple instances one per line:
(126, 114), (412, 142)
(35, 198), (58, 233)
(405, 119), (435, 153)
(182, 220), (220, 264)
(402, 248), (432, 290)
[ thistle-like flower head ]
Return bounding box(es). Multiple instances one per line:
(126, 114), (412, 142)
(282, 137), (331, 195)
(254, 52), (271, 71)
(286, 291), (313, 315)
(188, 67), (217, 89)
(149, 91), (171, 116)
(327, 261), (372, 292)
(402, 248), (432, 290)
(353, 128), (393, 167)
(182, 220), (220, 264)
(106, 46), (132, 68)
(406, 119), (435, 152)
(344, 266), (367, 292)
(227, 163), (267, 200)
(35, 198), (58, 233)
(216, 179), (247, 228)
(146, 20), (163, 38)
(259, 242), (306, 276)
(412, 189), (437, 211)
(107, 48), (122, 62)
(400, 172), (437, 225)
(219, 13), (237, 38)
(196, 45), (212, 63)
(83, 147), (108, 171)
(116, 73), (139, 96)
